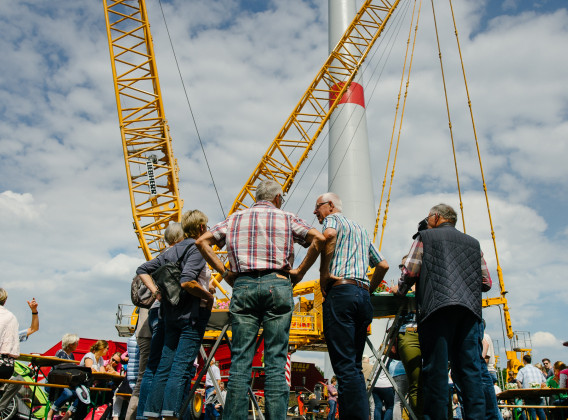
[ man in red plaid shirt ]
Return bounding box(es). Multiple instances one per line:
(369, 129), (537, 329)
(197, 179), (324, 420)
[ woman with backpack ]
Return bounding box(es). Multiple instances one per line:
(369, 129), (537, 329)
(136, 209), (215, 420)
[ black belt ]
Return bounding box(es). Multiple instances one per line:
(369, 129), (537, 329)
(236, 269), (289, 278)
(329, 279), (369, 291)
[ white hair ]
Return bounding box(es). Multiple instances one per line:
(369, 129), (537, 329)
(318, 192), (342, 212)
(256, 179), (283, 202)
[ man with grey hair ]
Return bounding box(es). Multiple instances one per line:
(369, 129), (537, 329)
(397, 203), (492, 420)
(197, 179), (325, 420)
(314, 192), (389, 420)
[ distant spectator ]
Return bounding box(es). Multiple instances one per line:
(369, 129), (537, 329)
(516, 354), (546, 420)
(326, 377), (338, 420)
(372, 365), (394, 420)
(0, 294), (39, 411)
(105, 351), (124, 374)
(204, 358), (222, 420)
(542, 359), (554, 379)
(0, 287), (19, 379)
(55, 334), (79, 360)
(112, 335), (138, 420)
(46, 334), (80, 420)
(389, 359), (408, 420)
(81, 340), (109, 373)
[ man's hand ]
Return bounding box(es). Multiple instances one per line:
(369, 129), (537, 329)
(319, 273), (342, 297)
(224, 270), (237, 287)
(27, 298), (38, 312)
(206, 294), (215, 311)
(289, 268), (304, 286)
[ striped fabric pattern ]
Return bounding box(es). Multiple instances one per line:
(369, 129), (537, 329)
(211, 201), (311, 272)
(322, 213), (383, 286)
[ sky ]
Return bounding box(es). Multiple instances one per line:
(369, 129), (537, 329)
(1, 0), (567, 374)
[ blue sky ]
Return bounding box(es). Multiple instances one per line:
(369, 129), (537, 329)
(1, 0), (567, 372)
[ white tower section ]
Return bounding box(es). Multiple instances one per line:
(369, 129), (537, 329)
(328, 0), (376, 234)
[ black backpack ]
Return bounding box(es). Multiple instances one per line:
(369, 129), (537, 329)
(47, 363), (93, 387)
(152, 242), (194, 306)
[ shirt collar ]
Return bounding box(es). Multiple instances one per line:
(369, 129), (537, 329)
(253, 200), (277, 209)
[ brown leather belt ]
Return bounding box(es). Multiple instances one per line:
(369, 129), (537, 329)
(330, 279), (369, 291)
(405, 326), (418, 333)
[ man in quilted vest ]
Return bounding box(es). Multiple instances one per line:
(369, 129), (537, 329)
(397, 203), (492, 420)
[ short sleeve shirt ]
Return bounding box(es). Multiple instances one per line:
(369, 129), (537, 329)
(210, 201), (311, 272)
(323, 213), (383, 286)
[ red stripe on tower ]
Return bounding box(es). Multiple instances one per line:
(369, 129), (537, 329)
(329, 82), (365, 108)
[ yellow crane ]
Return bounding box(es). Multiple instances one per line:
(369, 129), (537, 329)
(103, 0), (525, 370)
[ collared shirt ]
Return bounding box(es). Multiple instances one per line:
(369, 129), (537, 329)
(322, 213), (384, 286)
(516, 364), (546, 388)
(398, 236), (492, 291)
(210, 201), (311, 272)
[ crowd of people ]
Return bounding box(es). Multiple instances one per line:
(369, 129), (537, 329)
(1, 181), (566, 420)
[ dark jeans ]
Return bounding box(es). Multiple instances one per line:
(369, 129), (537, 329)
(419, 306), (485, 420)
(137, 306), (165, 419)
(223, 274), (293, 420)
(323, 284), (373, 420)
(373, 387), (395, 420)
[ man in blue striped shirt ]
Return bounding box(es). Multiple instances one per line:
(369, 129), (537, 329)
(314, 192), (389, 420)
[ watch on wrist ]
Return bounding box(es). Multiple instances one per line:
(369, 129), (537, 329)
(151, 290), (160, 298)
(221, 269), (231, 279)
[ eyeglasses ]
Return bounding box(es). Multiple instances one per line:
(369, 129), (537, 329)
(426, 213), (437, 219)
(314, 201), (331, 210)
(279, 195), (285, 204)
(112, 359), (120, 364)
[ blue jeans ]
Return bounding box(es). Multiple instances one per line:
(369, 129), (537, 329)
(223, 274), (293, 420)
(419, 306), (485, 420)
(204, 387), (221, 419)
(373, 387), (395, 420)
(479, 324), (501, 420)
(51, 388), (76, 412)
(137, 306), (165, 419)
(323, 284), (373, 420)
(327, 399), (337, 420)
(143, 307), (209, 418)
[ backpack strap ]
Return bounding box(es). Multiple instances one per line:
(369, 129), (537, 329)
(176, 240), (195, 266)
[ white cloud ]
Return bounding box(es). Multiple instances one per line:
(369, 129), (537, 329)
(0, 191), (44, 225)
(532, 331), (562, 348)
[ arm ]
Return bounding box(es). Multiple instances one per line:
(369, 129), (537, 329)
(369, 260), (389, 294)
(396, 239), (422, 297)
(289, 228), (325, 286)
(318, 227), (342, 295)
(181, 281), (214, 310)
(196, 232), (237, 286)
(138, 273), (160, 299)
(481, 252), (492, 292)
(482, 337), (489, 359)
(26, 298), (39, 337)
